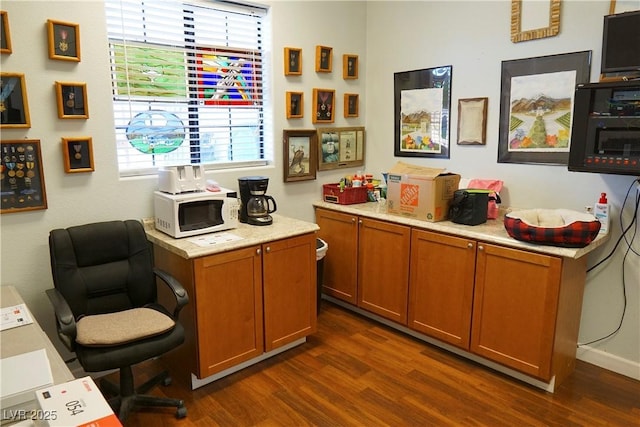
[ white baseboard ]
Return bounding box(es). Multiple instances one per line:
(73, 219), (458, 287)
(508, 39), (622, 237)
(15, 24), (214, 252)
(576, 346), (640, 381)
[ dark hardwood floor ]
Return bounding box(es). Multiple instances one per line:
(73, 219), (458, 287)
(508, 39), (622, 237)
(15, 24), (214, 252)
(116, 301), (640, 426)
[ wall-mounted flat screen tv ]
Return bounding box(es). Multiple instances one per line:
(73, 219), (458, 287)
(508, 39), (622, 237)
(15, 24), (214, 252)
(601, 10), (640, 74)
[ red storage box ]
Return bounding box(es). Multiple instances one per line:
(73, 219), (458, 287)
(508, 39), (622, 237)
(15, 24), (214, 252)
(322, 184), (368, 205)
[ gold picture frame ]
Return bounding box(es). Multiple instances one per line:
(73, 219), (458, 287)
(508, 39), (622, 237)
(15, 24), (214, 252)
(47, 19), (81, 61)
(457, 98), (488, 145)
(312, 88), (335, 124)
(510, 0), (561, 43)
(55, 81), (88, 119)
(1, 11), (12, 54)
(344, 93), (359, 118)
(1, 139), (47, 214)
(62, 136), (94, 173)
(343, 54), (358, 79)
(317, 126), (365, 171)
(283, 129), (317, 182)
(0, 72), (31, 128)
(286, 91), (303, 119)
(284, 47), (302, 76)
(315, 45), (332, 73)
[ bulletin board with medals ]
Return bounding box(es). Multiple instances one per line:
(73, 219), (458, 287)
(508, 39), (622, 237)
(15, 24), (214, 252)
(1, 140), (48, 214)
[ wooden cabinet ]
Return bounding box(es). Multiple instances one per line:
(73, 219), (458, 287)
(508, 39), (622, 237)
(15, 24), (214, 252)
(316, 208), (410, 324)
(153, 232), (317, 383)
(408, 230), (476, 349)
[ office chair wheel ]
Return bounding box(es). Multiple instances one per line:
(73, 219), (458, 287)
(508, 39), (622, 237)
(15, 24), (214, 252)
(162, 376), (172, 386)
(176, 406), (187, 419)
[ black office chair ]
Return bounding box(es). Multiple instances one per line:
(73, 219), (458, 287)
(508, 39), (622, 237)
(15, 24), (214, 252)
(46, 219), (189, 422)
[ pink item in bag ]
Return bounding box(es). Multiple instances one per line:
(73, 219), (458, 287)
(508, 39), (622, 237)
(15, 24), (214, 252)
(468, 179), (503, 219)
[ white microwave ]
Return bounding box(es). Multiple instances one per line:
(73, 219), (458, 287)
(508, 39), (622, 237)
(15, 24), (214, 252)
(154, 189), (239, 238)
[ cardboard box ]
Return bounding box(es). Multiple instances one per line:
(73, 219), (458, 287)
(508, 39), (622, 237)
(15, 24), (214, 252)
(34, 376), (122, 427)
(386, 161), (461, 222)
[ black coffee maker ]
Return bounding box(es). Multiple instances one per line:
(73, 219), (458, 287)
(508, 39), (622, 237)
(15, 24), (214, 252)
(238, 176), (277, 226)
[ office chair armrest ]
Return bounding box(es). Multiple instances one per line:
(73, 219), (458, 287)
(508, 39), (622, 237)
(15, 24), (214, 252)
(153, 267), (189, 319)
(45, 288), (77, 352)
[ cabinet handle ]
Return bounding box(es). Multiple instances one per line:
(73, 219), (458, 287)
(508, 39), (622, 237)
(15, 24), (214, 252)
(265, 246), (271, 253)
(478, 245), (484, 251)
(256, 248), (261, 255)
(351, 217), (356, 223)
(467, 242), (474, 249)
(358, 219), (363, 225)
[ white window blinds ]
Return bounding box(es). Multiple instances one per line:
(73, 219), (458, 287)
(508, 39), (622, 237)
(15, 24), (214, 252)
(104, 0), (267, 176)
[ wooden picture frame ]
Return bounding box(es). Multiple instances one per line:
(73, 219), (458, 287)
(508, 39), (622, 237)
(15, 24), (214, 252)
(1, 139), (47, 214)
(315, 45), (332, 73)
(47, 19), (80, 61)
(312, 88), (335, 124)
(283, 129), (317, 182)
(286, 91), (304, 119)
(284, 47), (302, 76)
(0, 72), (30, 128)
(457, 97), (488, 145)
(394, 65), (452, 159)
(62, 136), (94, 173)
(1, 11), (12, 54)
(55, 81), (88, 119)
(344, 93), (359, 118)
(343, 54), (358, 79)
(510, 0), (561, 43)
(498, 51), (591, 165)
(317, 126), (365, 171)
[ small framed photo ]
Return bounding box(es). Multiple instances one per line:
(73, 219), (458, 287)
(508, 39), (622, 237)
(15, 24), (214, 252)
(315, 45), (332, 73)
(62, 137), (94, 173)
(55, 82), (88, 119)
(283, 129), (317, 183)
(47, 19), (80, 62)
(344, 93), (359, 118)
(1, 11), (12, 54)
(317, 126), (365, 171)
(457, 97), (488, 145)
(286, 91), (304, 119)
(312, 88), (335, 124)
(1, 139), (47, 214)
(0, 72), (30, 128)
(284, 47), (302, 76)
(343, 54), (358, 79)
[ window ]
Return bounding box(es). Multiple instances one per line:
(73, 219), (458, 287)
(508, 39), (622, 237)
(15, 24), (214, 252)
(105, 0), (268, 176)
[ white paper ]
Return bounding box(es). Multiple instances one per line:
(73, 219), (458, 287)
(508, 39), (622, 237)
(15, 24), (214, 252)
(1, 304), (34, 331)
(0, 349), (53, 408)
(187, 232), (243, 247)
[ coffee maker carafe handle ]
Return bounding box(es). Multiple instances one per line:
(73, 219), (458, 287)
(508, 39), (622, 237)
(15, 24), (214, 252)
(265, 195), (277, 214)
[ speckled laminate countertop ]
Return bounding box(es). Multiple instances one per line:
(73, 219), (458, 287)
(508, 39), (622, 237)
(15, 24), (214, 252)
(144, 215), (319, 259)
(313, 201), (609, 259)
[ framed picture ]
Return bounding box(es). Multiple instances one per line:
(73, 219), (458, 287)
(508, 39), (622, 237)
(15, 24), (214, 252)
(394, 65), (452, 158)
(498, 51), (591, 165)
(344, 93), (359, 118)
(312, 88), (335, 124)
(283, 129), (317, 182)
(1, 139), (47, 214)
(55, 81), (88, 119)
(1, 11), (12, 54)
(47, 19), (80, 61)
(286, 91), (303, 119)
(62, 137), (94, 173)
(315, 45), (332, 73)
(284, 47), (302, 76)
(317, 126), (365, 171)
(343, 54), (358, 79)
(0, 72), (30, 128)
(457, 97), (488, 145)
(510, 0), (561, 43)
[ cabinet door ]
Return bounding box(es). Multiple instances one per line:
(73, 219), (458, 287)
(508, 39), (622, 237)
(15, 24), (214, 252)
(263, 233), (317, 352)
(408, 230), (476, 349)
(315, 208), (359, 304)
(471, 243), (561, 381)
(193, 246), (264, 378)
(358, 218), (411, 324)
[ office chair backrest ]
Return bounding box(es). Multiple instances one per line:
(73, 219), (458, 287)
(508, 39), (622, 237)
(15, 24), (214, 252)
(49, 220), (156, 319)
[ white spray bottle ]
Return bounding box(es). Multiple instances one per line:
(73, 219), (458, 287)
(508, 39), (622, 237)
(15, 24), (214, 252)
(594, 192), (610, 234)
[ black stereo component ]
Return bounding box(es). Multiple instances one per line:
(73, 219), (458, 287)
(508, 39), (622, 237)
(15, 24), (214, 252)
(568, 81), (640, 176)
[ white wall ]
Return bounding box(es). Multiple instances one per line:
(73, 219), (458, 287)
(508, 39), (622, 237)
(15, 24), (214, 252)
(1, 0), (637, 379)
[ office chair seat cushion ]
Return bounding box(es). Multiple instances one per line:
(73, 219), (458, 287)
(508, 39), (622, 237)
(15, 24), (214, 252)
(76, 307), (175, 347)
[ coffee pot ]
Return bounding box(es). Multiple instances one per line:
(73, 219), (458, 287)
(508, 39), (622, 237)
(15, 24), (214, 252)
(238, 176), (277, 226)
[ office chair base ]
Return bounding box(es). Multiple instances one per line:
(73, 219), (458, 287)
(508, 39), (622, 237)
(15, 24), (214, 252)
(100, 367), (187, 422)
